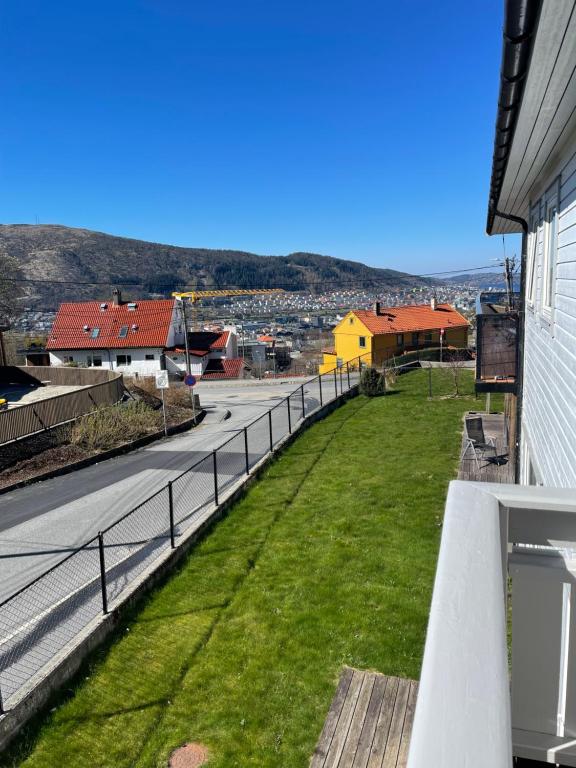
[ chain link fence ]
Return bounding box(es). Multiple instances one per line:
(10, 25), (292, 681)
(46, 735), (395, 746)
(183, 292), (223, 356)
(0, 355), (369, 711)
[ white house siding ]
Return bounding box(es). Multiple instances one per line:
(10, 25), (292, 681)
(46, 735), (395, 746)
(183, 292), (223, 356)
(522, 134), (576, 487)
(49, 348), (164, 376)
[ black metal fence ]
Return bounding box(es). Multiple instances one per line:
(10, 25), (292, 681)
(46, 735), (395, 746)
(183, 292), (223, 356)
(0, 355), (370, 711)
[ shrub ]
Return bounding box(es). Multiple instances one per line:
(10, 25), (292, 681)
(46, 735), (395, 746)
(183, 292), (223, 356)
(359, 366), (386, 396)
(71, 402), (161, 452)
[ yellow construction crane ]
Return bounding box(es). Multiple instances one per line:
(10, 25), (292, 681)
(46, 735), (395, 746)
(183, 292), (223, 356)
(172, 288), (285, 332)
(172, 288), (284, 303)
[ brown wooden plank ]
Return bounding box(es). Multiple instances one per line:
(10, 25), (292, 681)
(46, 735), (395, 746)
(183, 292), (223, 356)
(338, 673), (377, 768)
(381, 678), (411, 768)
(352, 674), (389, 768)
(395, 680), (418, 768)
(311, 667), (355, 767)
(322, 670), (365, 768)
(366, 676), (399, 768)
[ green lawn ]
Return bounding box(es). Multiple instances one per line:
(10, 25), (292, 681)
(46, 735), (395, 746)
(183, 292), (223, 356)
(4, 369), (494, 768)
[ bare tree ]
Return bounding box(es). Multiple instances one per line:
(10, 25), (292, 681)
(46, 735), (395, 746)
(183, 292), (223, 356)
(445, 349), (469, 396)
(0, 252), (24, 325)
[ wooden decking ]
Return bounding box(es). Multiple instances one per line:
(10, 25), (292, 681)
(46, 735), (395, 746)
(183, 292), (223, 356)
(458, 411), (514, 484)
(310, 668), (418, 768)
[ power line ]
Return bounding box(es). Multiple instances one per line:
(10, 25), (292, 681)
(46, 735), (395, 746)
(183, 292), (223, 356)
(2, 263), (498, 289)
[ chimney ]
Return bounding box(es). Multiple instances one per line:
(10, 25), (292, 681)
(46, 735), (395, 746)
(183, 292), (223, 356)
(430, 296), (437, 311)
(112, 288), (122, 306)
(373, 301), (381, 315)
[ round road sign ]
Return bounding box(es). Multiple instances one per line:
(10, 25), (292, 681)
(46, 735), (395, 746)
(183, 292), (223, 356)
(184, 374), (197, 387)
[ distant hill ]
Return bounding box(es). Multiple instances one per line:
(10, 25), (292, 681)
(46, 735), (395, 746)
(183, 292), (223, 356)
(0, 224), (437, 311)
(444, 271), (508, 289)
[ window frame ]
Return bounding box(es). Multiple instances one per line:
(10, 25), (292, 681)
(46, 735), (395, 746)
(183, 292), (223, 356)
(396, 334), (404, 347)
(145, 354), (155, 361)
(118, 325), (129, 338)
(526, 206), (540, 308)
(90, 327), (100, 339)
(358, 336), (366, 349)
(542, 181), (560, 319)
(116, 354), (132, 366)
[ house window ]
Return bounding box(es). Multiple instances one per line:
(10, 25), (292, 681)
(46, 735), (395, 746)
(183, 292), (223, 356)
(543, 190), (558, 312)
(145, 354), (155, 360)
(527, 208), (539, 305)
(118, 325), (129, 338)
(64, 355), (74, 363)
(90, 327), (100, 339)
(396, 334), (404, 347)
(412, 332), (419, 346)
(116, 354), (132, 366)
(424, 332), (433, 344)
(359, 336), (366, 348)
(349, 317), (354, 325)
(87, 355), (102, 367)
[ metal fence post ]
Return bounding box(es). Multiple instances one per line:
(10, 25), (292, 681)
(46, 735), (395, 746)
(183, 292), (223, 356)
(0, 683), (4, 715)
(287, 396), (292, 434)
(334, 369), (338, 399)
(319, 374), (323, 406)
(347, 362), (351, 389)
(212, 450), (219, 506)
(98, 532), (108, 615)
(244, 426), (250, 475)
(301, 385), (305, 419)
(340, 367), (343, 394)
(168, 480), (175, 548)
(268, 410), (273, 452)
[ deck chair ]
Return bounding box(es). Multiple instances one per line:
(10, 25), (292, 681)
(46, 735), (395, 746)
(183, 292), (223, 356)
(461, 416), (497, 470)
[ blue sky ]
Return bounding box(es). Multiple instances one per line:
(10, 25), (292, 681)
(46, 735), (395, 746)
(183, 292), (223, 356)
(0, 1), (519, 274)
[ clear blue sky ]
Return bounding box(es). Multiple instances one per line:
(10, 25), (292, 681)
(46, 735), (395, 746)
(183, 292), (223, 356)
(0, 0), (519, 274)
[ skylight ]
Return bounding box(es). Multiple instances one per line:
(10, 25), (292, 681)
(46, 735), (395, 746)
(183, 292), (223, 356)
(90, 328), (100, 339)
(118, 325), (129, 338)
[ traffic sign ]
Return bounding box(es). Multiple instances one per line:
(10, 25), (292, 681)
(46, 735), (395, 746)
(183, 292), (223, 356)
(155, 371), (169, 390)
(184, 374), (196, 387)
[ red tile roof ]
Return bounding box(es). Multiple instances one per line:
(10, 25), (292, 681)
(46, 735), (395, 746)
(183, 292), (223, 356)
(201, 358), (250, 379)
(46, 300), (176, 350)
(210, 331), (230, 349)
(351, 304), (469, 334)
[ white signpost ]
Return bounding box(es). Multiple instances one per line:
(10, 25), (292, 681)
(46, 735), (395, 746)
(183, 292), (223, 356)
(155, 370), (169, 436)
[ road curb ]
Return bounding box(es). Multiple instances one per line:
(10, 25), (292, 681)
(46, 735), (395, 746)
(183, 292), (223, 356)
(0, 410), (206, 497)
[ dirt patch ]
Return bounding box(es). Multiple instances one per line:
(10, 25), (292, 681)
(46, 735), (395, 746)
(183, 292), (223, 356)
(169, 743), (209, 768)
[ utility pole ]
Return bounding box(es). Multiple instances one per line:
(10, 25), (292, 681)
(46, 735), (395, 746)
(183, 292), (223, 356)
(504, 256), (515, 310)
(179, 299), (191, 377)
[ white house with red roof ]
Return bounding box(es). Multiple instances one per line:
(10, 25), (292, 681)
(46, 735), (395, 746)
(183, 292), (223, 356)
(46, 291), (185, 375)
(46, 291), (249, 378)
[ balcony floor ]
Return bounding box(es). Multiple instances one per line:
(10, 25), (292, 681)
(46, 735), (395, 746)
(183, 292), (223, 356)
(310, 667), (417, 768)
(458, 411), (514, 484)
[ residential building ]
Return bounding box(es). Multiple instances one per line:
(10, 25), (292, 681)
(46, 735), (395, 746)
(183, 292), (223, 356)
(318, 300), (469, 374)
(46, 291), (185, 375)
(410, 3), (576, 766)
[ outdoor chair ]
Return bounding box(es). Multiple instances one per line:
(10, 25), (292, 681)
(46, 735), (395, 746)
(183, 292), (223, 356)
(461, 416), (497, 470)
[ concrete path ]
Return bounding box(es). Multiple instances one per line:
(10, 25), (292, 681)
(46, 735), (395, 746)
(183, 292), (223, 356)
(0, 379), (318, 600)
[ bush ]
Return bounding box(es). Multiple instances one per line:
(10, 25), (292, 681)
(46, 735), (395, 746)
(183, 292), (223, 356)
(71, 402), (161, 452)
(359, 366), (386, 397)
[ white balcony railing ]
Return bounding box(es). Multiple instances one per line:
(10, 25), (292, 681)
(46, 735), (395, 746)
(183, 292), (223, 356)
(408, 481), (576, 768)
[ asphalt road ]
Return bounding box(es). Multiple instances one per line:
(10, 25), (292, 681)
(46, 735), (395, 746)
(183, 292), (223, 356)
(0, 379), (319, 601)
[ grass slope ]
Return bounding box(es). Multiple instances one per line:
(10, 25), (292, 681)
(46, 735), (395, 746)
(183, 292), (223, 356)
(4, 369), (493, 768)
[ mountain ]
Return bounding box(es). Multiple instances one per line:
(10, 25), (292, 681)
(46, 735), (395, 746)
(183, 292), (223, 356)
(444, 272), (508, 289)
(0, 224), (436, 310)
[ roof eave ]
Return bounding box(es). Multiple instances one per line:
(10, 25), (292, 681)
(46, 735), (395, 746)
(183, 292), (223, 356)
(486, 0), (543, 235)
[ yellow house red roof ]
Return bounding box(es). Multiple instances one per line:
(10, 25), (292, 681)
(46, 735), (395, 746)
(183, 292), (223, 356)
(351, 304), (468, 334)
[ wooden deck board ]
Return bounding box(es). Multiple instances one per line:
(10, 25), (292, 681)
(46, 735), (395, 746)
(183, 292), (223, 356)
(458, 411), (514, 484)
(311, 669), (418, 768)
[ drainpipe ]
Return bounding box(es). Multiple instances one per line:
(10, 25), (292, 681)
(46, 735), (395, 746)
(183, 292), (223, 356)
(494, 209), (528, 484)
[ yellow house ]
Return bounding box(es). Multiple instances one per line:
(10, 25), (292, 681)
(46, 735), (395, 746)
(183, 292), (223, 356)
(319, 301), (469, 374)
